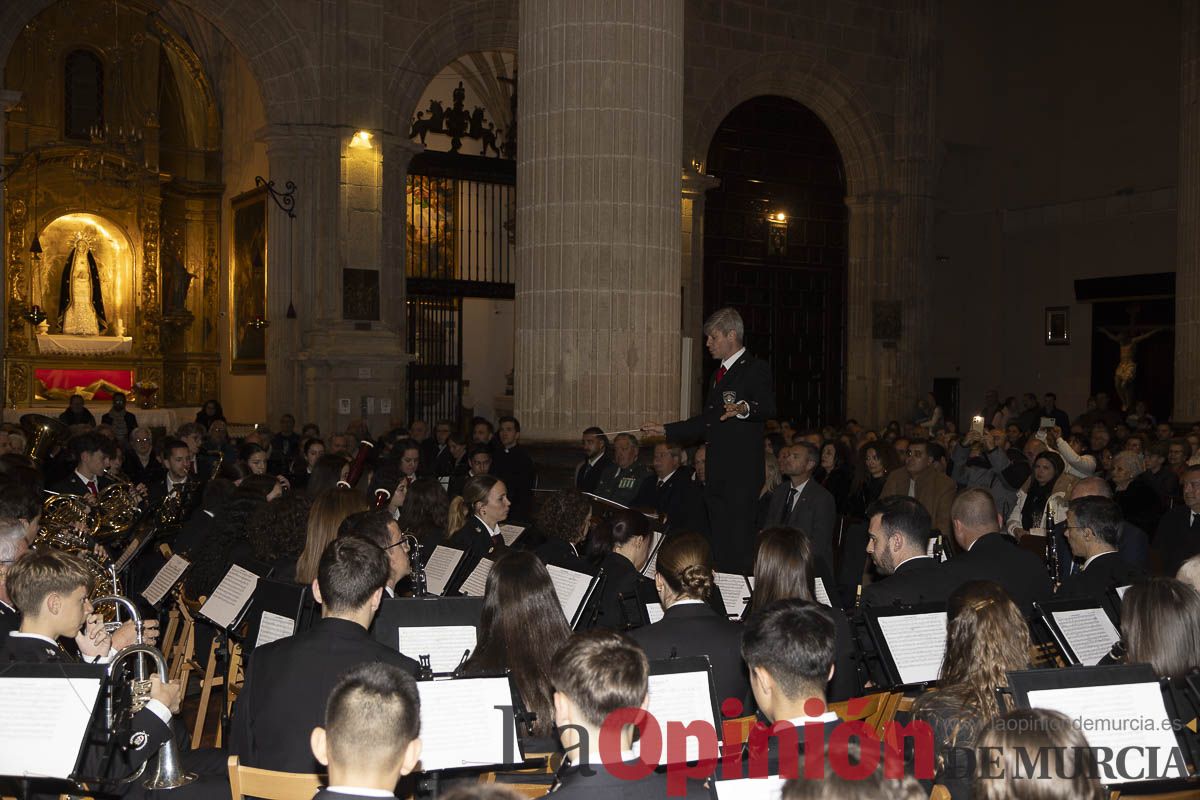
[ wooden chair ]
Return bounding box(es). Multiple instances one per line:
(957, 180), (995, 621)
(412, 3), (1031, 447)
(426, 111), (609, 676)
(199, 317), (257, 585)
(830, 691), (912, 739)
(722, 714), (760, 750)
(930, 786), (952, 800)
(227, 755), (323, 800)
(191, 637), (243, 749)
(480, 751), (558, 799)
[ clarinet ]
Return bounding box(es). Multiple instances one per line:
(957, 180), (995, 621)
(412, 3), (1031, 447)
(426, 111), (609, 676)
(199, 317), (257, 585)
(1045, 500), (1061, 591)
(405, 533), (429, 597)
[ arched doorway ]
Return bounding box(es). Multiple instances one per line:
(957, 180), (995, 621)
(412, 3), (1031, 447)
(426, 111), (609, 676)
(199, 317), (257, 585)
(704, 96), (847, 427)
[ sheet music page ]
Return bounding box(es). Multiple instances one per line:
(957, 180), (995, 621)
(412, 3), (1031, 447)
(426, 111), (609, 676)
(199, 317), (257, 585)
(640, 530), (667, 578)
(399, 625), (477, 673)
(460, 558), (494, 597)
(1051, 608), (1120, 666)
(1116, 584), (1131, 600)
(639, 669), (717, 763)
(498, 524), (525, 546)
(199, 564), (258, 629)
(141, 554), (190, 606)
(876, 611), (948, 685)
(254, 610), (296, 649)
(0, 676), (102, 779)
(713, 572), (751, 617)
(425, 546), (465, 596)
(646, 602), (665, 624)
(546, 564), (592, 623)
(814, 577), (833, 607)
(1026, 682), (1186, 782)
(715, 776), (785, 800)
(416, 677), (519, 770)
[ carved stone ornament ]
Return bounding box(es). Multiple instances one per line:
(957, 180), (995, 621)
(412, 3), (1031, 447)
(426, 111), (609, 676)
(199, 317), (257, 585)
(6, 199), (30, 355)
(139, 215), (161, 356)
(6, 362), (29, 409)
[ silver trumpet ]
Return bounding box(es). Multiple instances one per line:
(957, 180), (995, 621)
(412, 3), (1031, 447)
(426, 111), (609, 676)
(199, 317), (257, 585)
(108, 642), (196, 786)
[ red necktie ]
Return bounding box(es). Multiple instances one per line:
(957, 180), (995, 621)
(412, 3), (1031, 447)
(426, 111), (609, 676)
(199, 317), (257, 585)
(86, 480), (98, 496)
(714, 366), (727, 384)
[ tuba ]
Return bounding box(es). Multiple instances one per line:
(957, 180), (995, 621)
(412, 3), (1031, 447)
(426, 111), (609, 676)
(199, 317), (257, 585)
(20, 413), (70, 465)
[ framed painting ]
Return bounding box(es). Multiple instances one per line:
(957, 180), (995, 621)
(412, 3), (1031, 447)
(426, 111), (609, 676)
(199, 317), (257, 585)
(1045, 306), (1070, 346)
(230, 187), (267, 373)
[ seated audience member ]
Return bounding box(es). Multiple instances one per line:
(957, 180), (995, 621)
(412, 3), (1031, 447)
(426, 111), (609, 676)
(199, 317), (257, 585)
(881, 438), (956, 536)
(460, 551), (571, 745)
(746, 527), (857, 702)
(816, 440), (853, 515)
(446, 474), (511, 581)
(762, 442), (837, 572)
(229, 536), (418, 773)
(1177, 554), (1200, 593)
(848, 441), (898, 518)
(185, 475), (279, 597)
(594, 433), (652, 507)
(692, 443), (707, 487)
(575, 427), (612, 493)
(1049, 476), (1150, 575)
(295, 488), (371, 585)
(419, 419), (452, 477)
(448, 445), (492, 499)
(1152, 464), (1200, 576)
(1119, 578), (1200, 683)
(471, 417), (496, 448)
(1005, 451), (1065, 539)
(548, 630), (708, 799)
(532, 489), (595, 574)
(124, 426), (164, 485)
(337, 510), (412, 596)
(491, 416), (536, 521)
(949, 429), (1017, 520)
(396, 478), (451, 558)
(1110, 450), (1163, 535)
(973, 709), (1105, 800)
(0, 550), (182, 778)
(1056, 496), (1147, 600)
(58, 394), (96, 427)
(195, 399), (225, 429)
(945, 488), (1052, 616)
(630, 531), (749, 706)
(0, 519), (30, 636)
(584, 509), (656, 630)
(862, 496), (958, 608)
(1168, 439), (1192, 478)
(633, 441), (707, 534)
(290, 437), (327, 490)
(911, 580), (1031, 800)
(1144, 441), (1182, 505)
(309, 662), (423, 800)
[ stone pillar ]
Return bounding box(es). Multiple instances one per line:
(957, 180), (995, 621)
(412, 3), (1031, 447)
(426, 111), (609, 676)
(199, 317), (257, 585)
(681, 166), (719, 416)
(1177, 2), (1200, 421)
(0, 89), (22, 405)
(515, 0), (684, 440)
(845, 192), (899, 426)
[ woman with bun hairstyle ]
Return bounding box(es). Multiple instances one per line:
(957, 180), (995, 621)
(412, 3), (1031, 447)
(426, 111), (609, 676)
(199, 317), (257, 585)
(585, 509), (656, 630)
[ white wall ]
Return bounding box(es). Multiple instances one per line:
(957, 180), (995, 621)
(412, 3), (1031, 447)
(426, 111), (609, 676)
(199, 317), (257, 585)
(462, 297), (513, 422)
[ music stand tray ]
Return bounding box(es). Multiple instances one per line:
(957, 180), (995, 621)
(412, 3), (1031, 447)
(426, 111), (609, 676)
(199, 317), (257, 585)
(373, 595), (485, 672)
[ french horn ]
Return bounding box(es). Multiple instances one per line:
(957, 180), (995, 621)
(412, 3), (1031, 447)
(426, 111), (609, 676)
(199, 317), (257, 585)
(20, 413), (69, 465)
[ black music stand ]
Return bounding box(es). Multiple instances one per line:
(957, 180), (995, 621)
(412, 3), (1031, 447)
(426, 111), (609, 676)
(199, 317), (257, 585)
(372, 595), (485, 666)
(646, 655), (722, 764)
(138, 554), (191, 610)
(1032, 597), (1121, 667)
(240, 578), (308, 655)
(860, 603), (948, 690)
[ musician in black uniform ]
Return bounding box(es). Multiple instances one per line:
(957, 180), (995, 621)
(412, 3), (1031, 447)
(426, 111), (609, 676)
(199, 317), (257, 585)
(48, 432), (113, 498)
(632, 442), (708, 535)
(1057, 496), (1147, 600)
(337, 510), (411, 597)
(944, 488), (1052, 616)
(0, 519), (29, 637)
(531, 489), (595, 575)
(548, 630), (709, 799)
(644, 307), (777, 572)
(445, 475), (511, 589)
(861, 496), (959, 609)
(309, 663), (423, 800)
(228, 536), (418, 773)
(586, 509), (656, 630)
(143, 437), (195, 512)
(575, 427), (611, 493)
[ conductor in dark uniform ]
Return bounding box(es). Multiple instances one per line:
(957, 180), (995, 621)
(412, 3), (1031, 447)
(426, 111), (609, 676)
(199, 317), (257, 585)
(644, 307), (776, 572)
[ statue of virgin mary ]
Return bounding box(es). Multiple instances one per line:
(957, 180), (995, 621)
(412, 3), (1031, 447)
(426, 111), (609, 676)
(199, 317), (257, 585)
(57, 234), (107, 335)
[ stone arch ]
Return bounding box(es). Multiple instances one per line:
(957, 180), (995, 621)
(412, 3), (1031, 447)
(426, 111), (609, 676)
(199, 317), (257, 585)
(686, 49), (893, 197)
(384, 0), (518, 137)
(0, 0), (319, 125)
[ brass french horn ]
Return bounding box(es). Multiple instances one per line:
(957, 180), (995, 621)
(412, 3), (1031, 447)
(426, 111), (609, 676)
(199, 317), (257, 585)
(20, 413), (69, 465)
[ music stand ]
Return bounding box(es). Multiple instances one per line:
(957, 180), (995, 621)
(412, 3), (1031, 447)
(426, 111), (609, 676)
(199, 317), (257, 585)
(240, 578), (308, 654)
(373, 596), (485, 673)
(645, 656), (722, 765)
(1032, 597), (1121, 667)
(139, 554), (191, 610)
(861, 603), (948, 690)
(544, 564), (603, 630)
(414, 672), (527, 774)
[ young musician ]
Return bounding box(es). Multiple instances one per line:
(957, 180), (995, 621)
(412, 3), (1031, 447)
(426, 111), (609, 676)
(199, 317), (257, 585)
(47, 432), (114, 498)
(229, 536), (418, 773)
(309, 663), (423, 800)
(861, 496), (958, 608)
(548, 629), (709, 798)
(446, 475), (511, 582)
(531, 489), (595, 575)
(143, 437), (194, 511)
(585, 508), (656, 630)
(337, 510), (411, 596)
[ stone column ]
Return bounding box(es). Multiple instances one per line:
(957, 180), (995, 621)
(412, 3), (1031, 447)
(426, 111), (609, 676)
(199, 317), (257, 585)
(681, 166), (719, 416)
(0, 89), (22, 405)
(845, 192), (899, 426)
(515, 0), (684, 440)
(1177, 2), (1200, 420)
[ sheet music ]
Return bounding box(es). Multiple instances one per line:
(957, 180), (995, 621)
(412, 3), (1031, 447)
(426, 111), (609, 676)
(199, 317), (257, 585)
(199, 564), (258, 629)
(715, 776), (786, 800)
(640, 530), (667, 578)
(0, 676), (103, 779)
(498, 524), (525, 546)
(713, 572), (751, 617)
(646, 602), (665, 624)
(425, 546), (465, 596)
(141, 554), (190, 606)
(876, 611), (948, 685)
(1027, 682), (1186, 782)
(641, 669), (717, 763)
(416, 677), (519, 770)
(254, 610), (295, 649)
(398, 625), (477, 673)
(814, 577), (833, 607)
(545, 564), (593, 624)
(1051, 607), (1120, 666)
(460, 558), (494, 597)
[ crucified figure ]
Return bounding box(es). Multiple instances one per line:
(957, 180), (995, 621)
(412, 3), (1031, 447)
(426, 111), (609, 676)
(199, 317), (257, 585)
(1101, 326), (1163, 412)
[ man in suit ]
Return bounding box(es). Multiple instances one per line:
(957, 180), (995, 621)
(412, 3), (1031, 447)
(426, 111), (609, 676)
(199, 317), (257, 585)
(881, 438), (957, 536)
(861, 496), (958, 608)
(48, 431), (113, 498)
(228, 536), (419, 773)
(594, 433), (652, 507)
(548, 630), (709, 798)
(762, 442), (836, 571)
(143, 437), (195, 512)
(644, 307), (777, 572)
(575, 427), (612, 493)
(309, 663), (423, 800)
(1057, 496), (1148, 600)
(1050, 477), (1150, 577)
(632, 442), (707, 535)
(491, 416), (537, 522)
(944, 488), (1053, 616)
(337, 510), (411, 597)
(421, 419), (454, 477)
(1153, 464), (1200, 577)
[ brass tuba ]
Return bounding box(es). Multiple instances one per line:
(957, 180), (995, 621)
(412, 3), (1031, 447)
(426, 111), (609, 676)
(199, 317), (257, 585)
(20, 413), (69, 465)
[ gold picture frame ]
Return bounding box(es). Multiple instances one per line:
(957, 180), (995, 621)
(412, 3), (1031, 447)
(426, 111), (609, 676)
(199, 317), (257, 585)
(230, 187), (267, 373)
